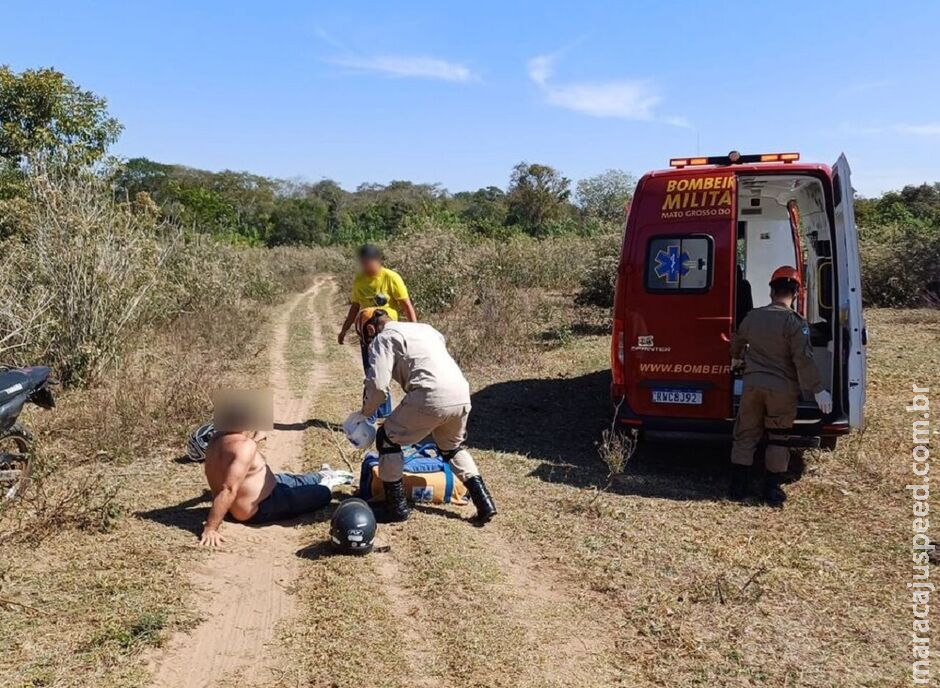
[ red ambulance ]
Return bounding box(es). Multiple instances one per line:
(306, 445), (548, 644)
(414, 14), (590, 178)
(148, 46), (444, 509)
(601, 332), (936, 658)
(610, 152), (866, 448)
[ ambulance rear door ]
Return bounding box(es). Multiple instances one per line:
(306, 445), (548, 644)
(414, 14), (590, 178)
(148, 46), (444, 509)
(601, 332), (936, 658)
(832, 155), (867, 428)
(620, 170), (737, 422)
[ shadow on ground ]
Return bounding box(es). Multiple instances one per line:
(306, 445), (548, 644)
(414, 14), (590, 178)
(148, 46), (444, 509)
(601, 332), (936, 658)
(137, 492), (337, 536)
(137, 491), (212, 535)
(274, 418), (342, 432)
(469, 368), (735, 502)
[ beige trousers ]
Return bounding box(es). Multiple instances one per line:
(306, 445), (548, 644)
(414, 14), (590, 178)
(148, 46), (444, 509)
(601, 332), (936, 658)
(379, 398), (479, 482)
(731, 385), (799, 474)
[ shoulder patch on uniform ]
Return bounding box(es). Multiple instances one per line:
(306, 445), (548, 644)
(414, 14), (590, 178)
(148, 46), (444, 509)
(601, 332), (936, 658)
(802, 325), (810, 336)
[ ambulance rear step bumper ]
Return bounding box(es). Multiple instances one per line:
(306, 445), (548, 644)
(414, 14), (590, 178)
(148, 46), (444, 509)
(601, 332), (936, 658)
(615, 404), (850, 439)
(640, 430), (821, 448)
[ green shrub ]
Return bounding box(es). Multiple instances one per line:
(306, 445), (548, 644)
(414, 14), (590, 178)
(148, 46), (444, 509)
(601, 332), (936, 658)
(575, 234), (622, 308)
(0, 166), (346, 384)
(380, 227), (611, 367)
(386, 227), (470, 313)
(859, 221), (940, 307)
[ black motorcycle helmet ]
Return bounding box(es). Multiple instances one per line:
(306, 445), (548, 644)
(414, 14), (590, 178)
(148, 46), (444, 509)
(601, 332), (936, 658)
(330, 498), (377, 555)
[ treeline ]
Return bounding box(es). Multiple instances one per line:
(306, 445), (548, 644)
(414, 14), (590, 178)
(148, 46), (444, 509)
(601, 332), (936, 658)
(855, 184), (940, 306)
(1, 65), (938, 311)
(0, 66), (348, 386)
(115, 159), (634, 245)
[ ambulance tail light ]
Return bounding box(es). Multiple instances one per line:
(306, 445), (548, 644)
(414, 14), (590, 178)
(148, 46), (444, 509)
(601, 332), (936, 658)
(611, 259), (628, 399)
(611, 318), (625, 385)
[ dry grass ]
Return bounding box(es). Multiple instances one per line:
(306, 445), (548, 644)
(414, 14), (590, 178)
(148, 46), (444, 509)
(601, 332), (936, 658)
(0, 310), (270, 686)
(459, 307), (935, 686)
(2, 232), (930, 688)
(0, 254), (329, 684)
(274, 287), (616, 688)
(382, 230), (613, 369)
(269, 310), (415, 687)
(265, 299), (930, 687)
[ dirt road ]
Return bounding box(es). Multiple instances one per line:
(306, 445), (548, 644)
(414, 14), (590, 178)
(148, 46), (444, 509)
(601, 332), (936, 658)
(149, 276), (623, 688)
(151, 277), (333, 687)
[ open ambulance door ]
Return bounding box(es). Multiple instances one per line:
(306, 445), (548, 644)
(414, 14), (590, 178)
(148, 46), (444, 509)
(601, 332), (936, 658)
(832, 154), (867, 428)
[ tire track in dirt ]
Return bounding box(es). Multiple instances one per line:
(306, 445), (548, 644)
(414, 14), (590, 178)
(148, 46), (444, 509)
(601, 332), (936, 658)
(316, 317), (619, 687)
(478, 523), (619, 686)
(150, 277), (332, 688)
(370, 537), (447, 687)
(330, 326), (448, 686)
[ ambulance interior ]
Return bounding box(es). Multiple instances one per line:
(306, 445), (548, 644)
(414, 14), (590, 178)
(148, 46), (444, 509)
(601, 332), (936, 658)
(734, 174), (835, 407)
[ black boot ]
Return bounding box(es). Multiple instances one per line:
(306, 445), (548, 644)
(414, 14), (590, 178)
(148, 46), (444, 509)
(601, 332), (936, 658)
(464, 475), (497, 524)
(762, 473), (787, 507)
(382, 479), (411, 522)
(728, 464), (749, 501)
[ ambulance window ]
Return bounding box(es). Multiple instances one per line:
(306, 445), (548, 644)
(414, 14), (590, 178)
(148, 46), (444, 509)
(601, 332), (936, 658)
(645, 236), (713, 292)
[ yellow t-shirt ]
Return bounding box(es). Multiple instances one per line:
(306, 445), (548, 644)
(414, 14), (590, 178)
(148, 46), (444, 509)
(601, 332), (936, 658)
(351, 267), (409, 321)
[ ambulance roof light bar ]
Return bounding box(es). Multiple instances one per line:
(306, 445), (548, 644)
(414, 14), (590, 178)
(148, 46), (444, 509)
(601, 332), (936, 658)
(669, 151), (800, 168)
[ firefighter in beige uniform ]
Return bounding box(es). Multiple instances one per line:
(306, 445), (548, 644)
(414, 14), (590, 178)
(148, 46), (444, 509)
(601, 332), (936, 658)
(728, 266), (833, 505)
(353, 307), (497, 524)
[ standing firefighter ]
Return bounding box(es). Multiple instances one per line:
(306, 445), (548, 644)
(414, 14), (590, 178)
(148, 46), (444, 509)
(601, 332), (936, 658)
(728, 266), (833, 505)
(347, 308), (497, 525)
(337, 244), (418, 419)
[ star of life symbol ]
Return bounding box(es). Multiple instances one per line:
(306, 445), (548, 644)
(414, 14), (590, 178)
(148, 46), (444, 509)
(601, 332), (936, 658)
(412, 486), (434, 502)
(654, 244), (690, 284)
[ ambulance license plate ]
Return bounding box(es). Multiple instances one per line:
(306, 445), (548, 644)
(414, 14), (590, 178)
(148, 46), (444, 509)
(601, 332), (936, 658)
(652, 389), (702, 405)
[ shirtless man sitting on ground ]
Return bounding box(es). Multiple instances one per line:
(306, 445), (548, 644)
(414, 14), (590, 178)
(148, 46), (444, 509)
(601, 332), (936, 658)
(199, 390), (351, 547)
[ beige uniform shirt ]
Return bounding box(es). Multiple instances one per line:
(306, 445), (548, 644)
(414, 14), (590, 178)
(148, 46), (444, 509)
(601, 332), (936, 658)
(730, 303), (824, 395)
(362, 322), (470, 417)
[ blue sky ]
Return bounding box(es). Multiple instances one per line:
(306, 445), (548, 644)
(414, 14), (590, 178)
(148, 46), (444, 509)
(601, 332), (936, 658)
(4, 1), (939, 196)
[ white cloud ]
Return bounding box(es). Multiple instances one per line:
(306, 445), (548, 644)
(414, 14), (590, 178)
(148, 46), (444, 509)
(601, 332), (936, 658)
(846, 122), (940, 137)
(897, 123), (940, 136)
(327, 55), (476, 83)
(526, 53), (687, 127)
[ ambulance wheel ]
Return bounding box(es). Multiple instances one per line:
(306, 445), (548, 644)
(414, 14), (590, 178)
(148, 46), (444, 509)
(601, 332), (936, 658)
(819, 436), (838, 452)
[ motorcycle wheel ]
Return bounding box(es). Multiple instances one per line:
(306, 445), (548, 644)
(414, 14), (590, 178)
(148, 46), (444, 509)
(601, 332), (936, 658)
(0, 424), (32, 502)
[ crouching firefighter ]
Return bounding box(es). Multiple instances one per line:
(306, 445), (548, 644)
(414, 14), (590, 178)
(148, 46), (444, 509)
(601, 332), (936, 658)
(351, 307), (497, 525)
(728, 266), (833, 506)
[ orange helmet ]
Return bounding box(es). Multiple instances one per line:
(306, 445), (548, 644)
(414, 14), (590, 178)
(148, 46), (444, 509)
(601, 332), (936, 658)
(769, 265), (801, 287)
(355, 307), (388, 338)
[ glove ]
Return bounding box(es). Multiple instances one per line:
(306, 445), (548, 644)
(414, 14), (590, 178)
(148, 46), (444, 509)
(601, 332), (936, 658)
(316, 469), (355, 489)
(814, 390), (833, 414)
(731, 358), (744, 372)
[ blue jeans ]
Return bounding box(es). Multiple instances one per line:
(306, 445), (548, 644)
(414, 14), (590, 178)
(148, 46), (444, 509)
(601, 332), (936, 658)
(248, 473), (332, 524)
(361, 342), (392, 419)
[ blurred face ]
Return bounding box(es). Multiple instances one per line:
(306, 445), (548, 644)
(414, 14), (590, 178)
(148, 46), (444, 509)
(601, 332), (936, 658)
(211, 388), (273, 433)
(360, 257), (382, 276)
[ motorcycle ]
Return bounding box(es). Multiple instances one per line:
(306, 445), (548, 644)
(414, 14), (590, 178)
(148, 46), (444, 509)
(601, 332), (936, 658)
(0, 366), (56, 502)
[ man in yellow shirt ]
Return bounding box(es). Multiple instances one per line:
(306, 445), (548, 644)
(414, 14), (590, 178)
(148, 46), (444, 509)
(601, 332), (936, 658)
(338, 244), (417, 418)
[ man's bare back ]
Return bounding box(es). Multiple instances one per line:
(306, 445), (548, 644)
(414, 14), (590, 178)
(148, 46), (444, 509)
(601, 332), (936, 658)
(200, 431), (275, 546)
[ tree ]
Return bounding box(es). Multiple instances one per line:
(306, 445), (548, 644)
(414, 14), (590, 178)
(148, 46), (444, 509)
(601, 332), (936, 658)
(576, 169), (635, 223)
(268, 197), (330, 246)
(0, 66), (122, 166)
(455, 186), (508, 236)
(506, 162), (572, 235)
